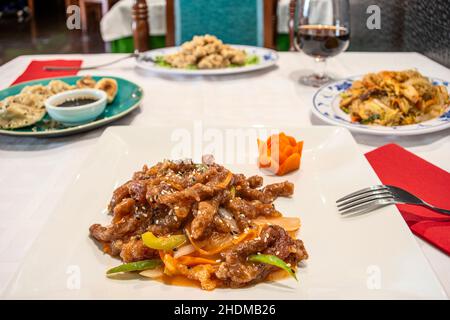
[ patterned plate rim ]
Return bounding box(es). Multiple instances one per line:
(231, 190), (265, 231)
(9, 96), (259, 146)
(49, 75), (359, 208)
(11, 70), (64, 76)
(312, 75), (450, 136)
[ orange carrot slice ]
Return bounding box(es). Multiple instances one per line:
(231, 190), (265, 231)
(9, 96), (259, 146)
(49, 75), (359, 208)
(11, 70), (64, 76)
(257, 133), (303, 176)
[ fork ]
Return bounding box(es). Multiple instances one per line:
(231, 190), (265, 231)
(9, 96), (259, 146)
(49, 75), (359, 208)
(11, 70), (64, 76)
(43, 53), (156, 71)
(336, 185), (450, 216)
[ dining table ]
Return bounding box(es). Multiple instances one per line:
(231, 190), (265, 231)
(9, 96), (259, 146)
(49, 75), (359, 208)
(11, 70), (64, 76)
(0, 52), (449, 297)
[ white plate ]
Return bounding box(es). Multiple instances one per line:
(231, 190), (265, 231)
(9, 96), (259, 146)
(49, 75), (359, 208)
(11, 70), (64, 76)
(4, 125), (446, 299)
(136, 45), (278, 76)
(312, 76), (450, 136)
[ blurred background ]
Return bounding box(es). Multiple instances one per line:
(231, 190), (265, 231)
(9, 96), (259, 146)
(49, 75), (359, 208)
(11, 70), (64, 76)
(0, 0), (449, 67)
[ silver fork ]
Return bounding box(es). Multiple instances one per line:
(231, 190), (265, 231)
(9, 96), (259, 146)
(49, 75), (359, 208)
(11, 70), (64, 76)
(43, 53), (156, 71)
(336, 185), (450, 216)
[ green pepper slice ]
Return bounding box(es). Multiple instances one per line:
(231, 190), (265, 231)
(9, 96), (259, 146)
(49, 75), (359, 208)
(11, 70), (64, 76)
(248, 254), (297, 280)
(230, 186), (236, 198)
(106, 259), (162, 275)
(142, 231), (187, 250)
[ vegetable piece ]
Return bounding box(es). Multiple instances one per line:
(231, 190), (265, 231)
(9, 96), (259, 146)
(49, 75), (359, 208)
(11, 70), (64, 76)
(216, 172), (233, 189)
(257, 132), (304, 176)
(230, 186), (236, 198)
(244, 55), (260, 65)
(218, 208), (240, 235)
(186, 226), (260, 256)
(173, 244), (196, 259)
(248, 254), (297, 280)
(252, 216), (301, 232)
(277, 153), (301, 176)
(160, 252), (179, 275)
(177, 256), (219, 266)
(140, 267), (164, 278)
(106, 259), (162, 275)
(142, 232), (187, 250)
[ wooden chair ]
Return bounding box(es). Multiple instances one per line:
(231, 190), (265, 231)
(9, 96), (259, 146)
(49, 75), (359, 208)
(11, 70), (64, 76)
(132, 0), (278, 52)
(79, 0), (118, 33)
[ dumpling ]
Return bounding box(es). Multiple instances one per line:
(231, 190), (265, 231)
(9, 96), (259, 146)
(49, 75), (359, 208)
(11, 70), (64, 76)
(95, 78), (118, 103)
(76, 76), (97, 89)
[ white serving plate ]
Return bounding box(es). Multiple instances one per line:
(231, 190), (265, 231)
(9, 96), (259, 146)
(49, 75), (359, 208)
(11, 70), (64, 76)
(136, 45), (278, 76)
(4, 125), (446, 299)
(312, 76), (450, 136)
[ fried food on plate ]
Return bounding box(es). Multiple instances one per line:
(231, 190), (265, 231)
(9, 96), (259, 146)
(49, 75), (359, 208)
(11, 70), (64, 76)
(95, 78), (118, 103)
(0, 94), (46, 129)
(89, 157), (308, 290)
(47, 80), (75, 94)
(161, 34), (249, 69)
(76, 76), (97, 89)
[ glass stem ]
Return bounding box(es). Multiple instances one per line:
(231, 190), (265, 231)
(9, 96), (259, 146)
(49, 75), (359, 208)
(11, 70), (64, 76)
(314, 57), (327, 79)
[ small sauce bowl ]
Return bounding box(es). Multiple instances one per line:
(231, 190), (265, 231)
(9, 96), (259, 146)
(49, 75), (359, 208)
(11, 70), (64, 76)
(45, 89), (107, 126)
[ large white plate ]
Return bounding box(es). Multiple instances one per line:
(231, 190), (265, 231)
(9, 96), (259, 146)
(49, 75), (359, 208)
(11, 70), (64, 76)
(136, 45), (278, 75)
(4, 125), (446, 299)
(312, 76), (450, 136)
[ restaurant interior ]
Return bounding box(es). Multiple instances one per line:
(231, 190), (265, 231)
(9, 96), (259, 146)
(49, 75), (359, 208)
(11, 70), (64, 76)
(0, 0), (449, 302)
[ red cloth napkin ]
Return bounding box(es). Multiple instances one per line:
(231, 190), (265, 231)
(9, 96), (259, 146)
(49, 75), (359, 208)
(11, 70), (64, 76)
(365, 143), (450, 255)
(11, 60), (82, 86)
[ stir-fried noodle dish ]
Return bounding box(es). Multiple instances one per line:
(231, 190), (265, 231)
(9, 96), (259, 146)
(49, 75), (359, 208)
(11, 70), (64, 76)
(340, 70), (449, 126)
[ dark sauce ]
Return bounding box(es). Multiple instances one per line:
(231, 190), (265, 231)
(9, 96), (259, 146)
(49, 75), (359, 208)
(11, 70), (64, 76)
(298, 25), (350, 58)
(57, 97), (98, 108)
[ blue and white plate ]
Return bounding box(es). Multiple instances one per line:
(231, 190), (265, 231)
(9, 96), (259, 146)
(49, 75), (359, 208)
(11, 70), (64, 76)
(136, 45), (278, 76)
(312, 76), (450, 136)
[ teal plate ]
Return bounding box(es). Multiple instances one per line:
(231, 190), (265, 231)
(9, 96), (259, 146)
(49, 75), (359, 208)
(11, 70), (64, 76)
(0, 76), (143, 137)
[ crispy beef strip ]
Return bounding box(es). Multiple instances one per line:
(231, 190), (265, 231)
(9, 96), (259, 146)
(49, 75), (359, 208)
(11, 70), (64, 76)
(108, 183), (130, 212)
(247, 175), (263, 188)
(120, 237), (158, 262)
(262, 182), (294, 199)
(177, 264), (219, 291)
(158, 183), (215, 205)
(112, 198), (136, 222)
(127, 180), (148, 206)
(191, 199), (220, 240)
(90, 216), (140, 242)
(215, 225), (308, 287)
(238, 181), (294, 203)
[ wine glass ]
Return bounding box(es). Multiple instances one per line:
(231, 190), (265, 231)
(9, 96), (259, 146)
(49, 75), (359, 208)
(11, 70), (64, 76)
(295, 0), (351, 87)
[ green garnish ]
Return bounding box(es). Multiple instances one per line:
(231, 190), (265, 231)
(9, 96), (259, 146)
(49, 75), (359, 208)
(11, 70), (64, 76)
(361, 114), (381, 124)
(154, 54), (259, 69)
(154, 56), (172, 68)
(248, 254), (297, 280)
(244, 54), (259, 65)
(106, 259), (162, 275)
(230, 186), (236, 198)
(142, 231), (187, 250)
(194, 163), (208, 172)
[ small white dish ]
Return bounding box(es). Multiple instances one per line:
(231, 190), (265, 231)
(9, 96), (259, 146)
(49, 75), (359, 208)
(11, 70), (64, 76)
(45, 89), (107, 126)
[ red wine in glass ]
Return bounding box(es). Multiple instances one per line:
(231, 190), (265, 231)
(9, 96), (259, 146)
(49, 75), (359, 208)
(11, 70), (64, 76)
(295, 0), (351, 87)
(298, 25), (350, 59)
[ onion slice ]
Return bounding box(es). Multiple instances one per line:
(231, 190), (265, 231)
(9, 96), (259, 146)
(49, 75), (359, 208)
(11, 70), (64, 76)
(173, 244), (196, 259)
(140, 267), (163, 279)
(218, 208), (239, 234)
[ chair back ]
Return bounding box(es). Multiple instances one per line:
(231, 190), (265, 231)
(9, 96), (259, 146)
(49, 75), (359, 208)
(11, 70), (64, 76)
(166, 0), (277, 48)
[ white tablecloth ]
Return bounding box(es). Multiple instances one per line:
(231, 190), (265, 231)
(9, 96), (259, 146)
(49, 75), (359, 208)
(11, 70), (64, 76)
(0, 52), (449, 297)
(100, 0), (292, 42)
